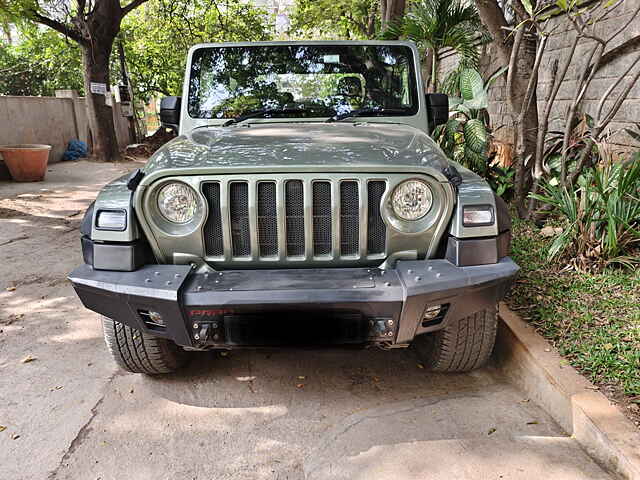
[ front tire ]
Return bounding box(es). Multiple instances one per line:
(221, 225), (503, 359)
(102, 317), (188, 375)
(412, 307), (498, 372)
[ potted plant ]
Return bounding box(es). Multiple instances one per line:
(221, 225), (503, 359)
(0, 144), (52, 182)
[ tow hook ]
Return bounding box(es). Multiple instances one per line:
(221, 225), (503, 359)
(192, 319), (224, 346)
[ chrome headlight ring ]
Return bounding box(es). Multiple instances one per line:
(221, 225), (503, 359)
(382, 176), (444, 235)
(391, 179), (433, 221)
(145, 180), (205, 237)
(157, 182), (198, 224)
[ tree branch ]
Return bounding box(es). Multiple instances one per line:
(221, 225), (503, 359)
(597, 35), (640, 72)
(77, 0), (87, 16)
(122, 0), (150, 16)
(568, 54), (640, 186)
(605, 2), (640, 45)
(30, 10), (83, 43)
(597, 54), (640, 127)
(505, 26), (523, 117)
(475, 0), (512, 66)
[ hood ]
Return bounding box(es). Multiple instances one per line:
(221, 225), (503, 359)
(144, 122), (451, 177)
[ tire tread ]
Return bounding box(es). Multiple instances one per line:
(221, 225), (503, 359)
(413, 307), (498, 372)
(102, 317), (187, 375)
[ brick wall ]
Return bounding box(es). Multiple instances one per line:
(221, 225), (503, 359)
(440, 0), (640, 152)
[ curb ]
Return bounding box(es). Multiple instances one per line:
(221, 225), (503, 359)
(494, 303), (640, 480)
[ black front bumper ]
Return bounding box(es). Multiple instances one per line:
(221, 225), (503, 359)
(68, 258), (519, 348)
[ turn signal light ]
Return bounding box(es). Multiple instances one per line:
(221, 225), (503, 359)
(95, 209), (127, 231)
(463, 205), (494, 227)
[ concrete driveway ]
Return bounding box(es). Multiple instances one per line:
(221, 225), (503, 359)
(0, 161), (613, 480)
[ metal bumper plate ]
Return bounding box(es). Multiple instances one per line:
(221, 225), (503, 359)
(68, 258), (519, 347)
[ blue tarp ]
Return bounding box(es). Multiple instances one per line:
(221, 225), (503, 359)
(62, 140), (88, 161)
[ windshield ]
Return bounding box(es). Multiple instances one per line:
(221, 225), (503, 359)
(188, 44), (419, 120)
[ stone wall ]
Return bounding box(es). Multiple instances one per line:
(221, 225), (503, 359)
(440, 0), (640, 153)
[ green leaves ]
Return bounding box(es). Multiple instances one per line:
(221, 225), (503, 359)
(290, 0), (380, 39)
(379, 0), (487, 89)
(459, 68), (484, 102)
(435, 65), (517, 200)
(1, 0), (272, 99)
(463, 118), (489, 154)
(0, 26), (83, 96)
(435, 66), (492, 180)
(530, 155), (640, 267)
(556, 0), (568, 11)
(521, 0), (535, 16)
(120, 0), (272, 100)
(446, 67), (493, 110)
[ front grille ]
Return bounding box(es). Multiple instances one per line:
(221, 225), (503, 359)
(285, 180), (305, 256)
(312, 182), (332, 255)
(340, 181), (359, 255)
(257, 182), (277, 257)
(229, 182), (250, 256)
(367, 181), (387, 254)
(202, 183), (224, 256)
(202, 176), (388, 263)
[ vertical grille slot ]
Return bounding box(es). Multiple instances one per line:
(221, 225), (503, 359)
(257, 182), (278, 257)
(202, 183), (223, 256)
(367, 181), (387, 254)
(312, 182), (332, 255)
(229, 182), (250, 257)
(285, 180), (305, 256)
(340, 181), (359, 255)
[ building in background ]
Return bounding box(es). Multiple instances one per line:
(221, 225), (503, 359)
(251, 0), (295, 34)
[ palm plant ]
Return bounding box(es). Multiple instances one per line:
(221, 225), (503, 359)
(435, 67), (505, 171)
(381, 0), (488, 91)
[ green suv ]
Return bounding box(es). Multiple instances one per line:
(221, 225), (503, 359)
(69, 41), (518, 375)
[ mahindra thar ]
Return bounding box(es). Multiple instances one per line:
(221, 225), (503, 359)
(69, 41), (518, 375)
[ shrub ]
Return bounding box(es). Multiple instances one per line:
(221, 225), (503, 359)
(530, 154), (640, 269)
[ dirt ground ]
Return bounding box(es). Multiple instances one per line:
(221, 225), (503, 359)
(0, 160), (614, 480)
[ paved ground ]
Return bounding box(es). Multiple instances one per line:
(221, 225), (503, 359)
(0, 160), (614, 480)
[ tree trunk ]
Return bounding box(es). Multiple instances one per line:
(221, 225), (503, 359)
(80, 0), (124, 162)
(422, 49), (435, 92)
(380, 0), (406, 28)
(82, 44), (119, 161)
(475, 0), (539, 217)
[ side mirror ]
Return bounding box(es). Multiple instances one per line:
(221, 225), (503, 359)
(426, 93), (449, 132)
(160, 96), (182, 133)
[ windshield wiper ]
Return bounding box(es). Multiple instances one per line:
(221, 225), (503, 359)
(325, 107), (406, 123)
(222, 107), (312, 127)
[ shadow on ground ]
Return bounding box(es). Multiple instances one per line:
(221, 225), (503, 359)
(50, 347), (610, 480)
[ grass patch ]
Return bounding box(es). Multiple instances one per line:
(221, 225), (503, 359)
(507, 217), (640, 401)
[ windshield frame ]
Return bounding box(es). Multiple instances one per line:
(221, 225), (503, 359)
(180, 41), (427, 133)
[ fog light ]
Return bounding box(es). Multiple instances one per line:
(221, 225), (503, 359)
(421, 304), (449, 328)
(95, 209), (127, 231)
(463, 205), (494, 227)
(139, 310), (165, 329)
(423, 305), (442, 321)
(148, 311), (164, 326)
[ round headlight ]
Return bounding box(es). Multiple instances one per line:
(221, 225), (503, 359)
(391, 179), (433, 221)
(157, 182), (198, 223)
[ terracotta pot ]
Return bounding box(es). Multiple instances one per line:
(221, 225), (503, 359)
(0, 144), (51, 182)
